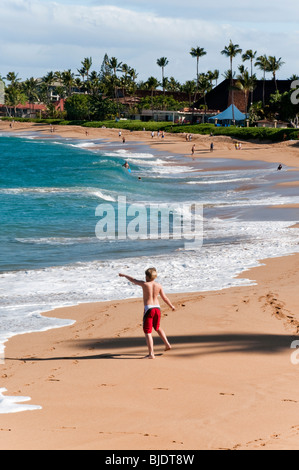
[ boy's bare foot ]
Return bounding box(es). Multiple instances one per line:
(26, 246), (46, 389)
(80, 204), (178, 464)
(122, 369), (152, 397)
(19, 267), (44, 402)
(164, 345), (172, 351)
(143, 354), (155, 359)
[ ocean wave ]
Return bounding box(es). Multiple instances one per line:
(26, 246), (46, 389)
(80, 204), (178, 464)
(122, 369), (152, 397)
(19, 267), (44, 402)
(0, 186), (117, 202)
(15, 236), (99, 246)
(105, 149), (156, 160)
(187, 177), (252, 185)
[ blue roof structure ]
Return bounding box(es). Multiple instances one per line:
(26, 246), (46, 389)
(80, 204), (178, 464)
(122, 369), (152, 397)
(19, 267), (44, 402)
(209, 104), (246, 122)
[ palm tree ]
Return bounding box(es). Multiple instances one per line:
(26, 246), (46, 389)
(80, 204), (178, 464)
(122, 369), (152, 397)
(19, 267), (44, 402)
(42, 71), (56, 103)
(221, 40), (242, 122)
(255, 55), (270, 107)
(86, 71), (101, 97)
(221, 40), (242, 80)
(267, 56), (285, 90)
(128, 68), (138, 95)
(210, 69), (220, 87)
(61, 70), (75, 98)
(120, 63), (130, 99)
(105, 56), (123, 111)
(235, 70), (257, 113)
(222, 69), (236, 81)
(106, 56), (123, 78)
(82, 57), (92, 81)
(288, 74), (299, 81)
(22, 77), (39, 107)
(190, 47), (207, 99)
(242, 50), (257, 77)
(77, 66), (86, 83)
(167, 77), (182, 92)
(157, 57), (169, 94)
(5, 71), (20, 87)
(145, 76), (160, 109)
(197, 73), (212, 122)
(5, 73), (26, 117)
(182, 80), (196, 107)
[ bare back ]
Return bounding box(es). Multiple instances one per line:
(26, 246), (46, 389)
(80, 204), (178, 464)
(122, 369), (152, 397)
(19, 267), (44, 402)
(142, 281), (162, 306)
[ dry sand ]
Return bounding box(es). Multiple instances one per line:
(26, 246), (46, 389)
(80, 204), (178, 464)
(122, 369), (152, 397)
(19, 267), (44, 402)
(2, 119), (299, 169)
(1, 121), (299, 450)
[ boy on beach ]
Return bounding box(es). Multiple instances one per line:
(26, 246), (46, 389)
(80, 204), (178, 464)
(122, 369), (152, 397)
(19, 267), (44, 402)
(119, 268), (175, 359)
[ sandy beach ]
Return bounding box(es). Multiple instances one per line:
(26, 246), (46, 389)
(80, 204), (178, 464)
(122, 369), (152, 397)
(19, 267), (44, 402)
(1, 121), (299, 450)
(2, 119), (299, 170)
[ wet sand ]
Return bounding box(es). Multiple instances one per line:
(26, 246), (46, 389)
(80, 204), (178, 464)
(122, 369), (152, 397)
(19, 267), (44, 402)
(1, 121), (299, 450)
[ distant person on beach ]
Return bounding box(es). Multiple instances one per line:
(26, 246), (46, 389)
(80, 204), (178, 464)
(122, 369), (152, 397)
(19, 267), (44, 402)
(191, 144), (195, 156)
(210, 142), (214, 152)
(119, 268), (175, 359)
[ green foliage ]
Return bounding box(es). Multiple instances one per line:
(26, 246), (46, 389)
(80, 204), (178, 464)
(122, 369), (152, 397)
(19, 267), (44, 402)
(169, 123), (298, 142)
(139, 95), (188, 111)
(64, 94), (122, 121)
(3, 117), (297, 142)
(65, 94), (91, 120)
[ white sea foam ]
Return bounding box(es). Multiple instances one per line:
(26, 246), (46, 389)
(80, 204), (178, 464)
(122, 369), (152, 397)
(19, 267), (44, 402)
(187, 178), (252, 185)
(2, 219), (299, 328)
(68, 141), (99, 149)
(0, 388), (42, 414)
(2, 135), (299, 414)
(1, 218), (299, 413)
(15, 236), (99, 246)
(0, 186), (117, 202)
(104, 149), (155, 160)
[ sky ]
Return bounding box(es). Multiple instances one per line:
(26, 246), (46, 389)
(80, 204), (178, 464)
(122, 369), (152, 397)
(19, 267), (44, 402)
(1, 0), (298, 84)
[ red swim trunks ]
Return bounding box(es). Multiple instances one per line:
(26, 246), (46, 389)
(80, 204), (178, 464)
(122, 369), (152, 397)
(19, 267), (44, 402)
(143, 308), (161, 334)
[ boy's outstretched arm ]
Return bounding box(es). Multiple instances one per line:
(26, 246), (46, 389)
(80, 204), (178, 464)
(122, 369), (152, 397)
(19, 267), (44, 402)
(119, 273), (144, 287)
(160, 287), (176, 311)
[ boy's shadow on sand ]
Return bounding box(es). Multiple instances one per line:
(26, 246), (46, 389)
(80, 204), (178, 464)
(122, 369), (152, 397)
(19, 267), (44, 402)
(7, 333), (297, 362)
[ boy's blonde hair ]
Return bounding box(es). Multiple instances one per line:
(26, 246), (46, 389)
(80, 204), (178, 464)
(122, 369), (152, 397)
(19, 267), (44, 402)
(145, 267), (158, 281)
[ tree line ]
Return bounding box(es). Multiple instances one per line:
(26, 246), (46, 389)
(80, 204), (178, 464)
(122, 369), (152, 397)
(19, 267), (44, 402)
(1, 40), (297, 122)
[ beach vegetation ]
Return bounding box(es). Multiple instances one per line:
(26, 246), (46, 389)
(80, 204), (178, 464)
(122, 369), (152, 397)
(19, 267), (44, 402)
(190, 46), (207, 100)
(0, 46), (297, 137)
(221, 40), (243, 121)
(139, 95), (188, 112)
(157, 57), (169, 95)
(65, 94), (121, 121)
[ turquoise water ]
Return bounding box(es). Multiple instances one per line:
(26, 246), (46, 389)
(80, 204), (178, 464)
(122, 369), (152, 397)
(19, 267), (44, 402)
(1, 132), (299, 413)
(0, 135), (207, 271)
(1, 133), (298, 273)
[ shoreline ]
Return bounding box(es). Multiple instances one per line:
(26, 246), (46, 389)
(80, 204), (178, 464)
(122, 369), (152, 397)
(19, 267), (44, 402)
(1, 254), (299, 449)
(1, 120), (299, 170)
(1, 121), (299, 449)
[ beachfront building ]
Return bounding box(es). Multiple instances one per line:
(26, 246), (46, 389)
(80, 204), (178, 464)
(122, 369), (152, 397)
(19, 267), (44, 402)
(0, 99), (64, 119)
(135, 108), (220, 123)
(0, 102), (47, 118)
(256, 119), (289, 128)
(195, 79), (293, 114)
